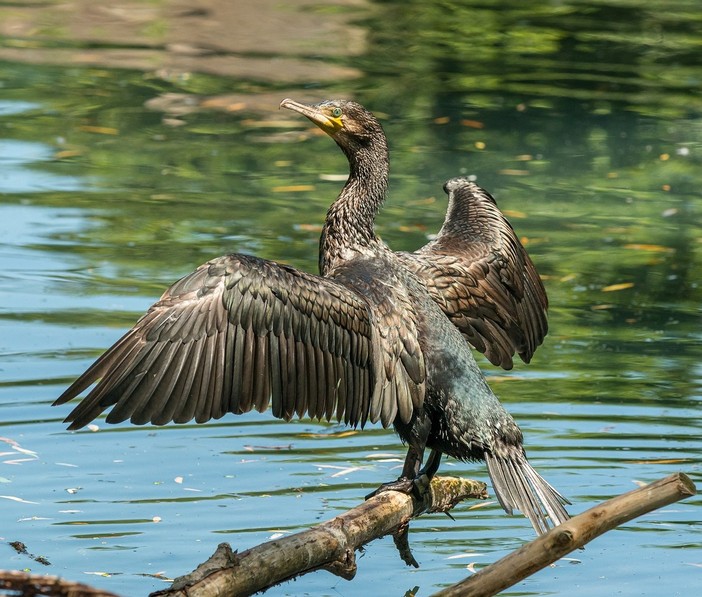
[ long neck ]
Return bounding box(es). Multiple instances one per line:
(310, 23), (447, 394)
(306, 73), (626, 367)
(320, 137), (389, 274)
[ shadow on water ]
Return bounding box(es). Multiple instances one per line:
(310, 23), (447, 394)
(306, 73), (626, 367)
(1, 1), (701, 595)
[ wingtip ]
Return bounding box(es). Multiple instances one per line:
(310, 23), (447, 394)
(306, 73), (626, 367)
(442, 176), (474, 195)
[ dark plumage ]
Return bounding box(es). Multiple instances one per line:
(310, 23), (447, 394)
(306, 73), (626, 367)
(54, 98), (568, 534)
(398, 179), (548, 370)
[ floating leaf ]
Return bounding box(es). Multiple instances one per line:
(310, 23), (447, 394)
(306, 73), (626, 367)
(137, 571), (172, 581)
(295, 223), (323, 233)
(623, 243), (673, 253)
(243, 443), (292, 451)
(601, 282), (634, 292)
(78, 125), (118, 135)
(54, 149), (82, 159)
(625, 458), (691, 465)
(333, 430), (359, 438)
(461, 119), (484, 129)
(498, 168), (530, 176)
(201, 98), (246, 112)
(272, 184), (315, 192)
(301, 430), (358, 439)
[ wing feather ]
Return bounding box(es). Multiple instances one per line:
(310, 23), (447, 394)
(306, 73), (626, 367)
(130, 341), (181, 425)
(170, 341), (201, 424)
(153, 342), (194, 425)
(253, 334), (270, 413)
(398, 178), (548, 369)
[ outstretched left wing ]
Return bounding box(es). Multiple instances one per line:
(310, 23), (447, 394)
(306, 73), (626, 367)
(397, 178), (548, 369)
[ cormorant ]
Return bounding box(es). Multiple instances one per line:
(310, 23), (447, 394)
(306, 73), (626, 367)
(54, 99), (568, 534)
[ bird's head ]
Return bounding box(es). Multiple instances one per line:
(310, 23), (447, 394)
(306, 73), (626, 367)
(280, 98), (385, 151)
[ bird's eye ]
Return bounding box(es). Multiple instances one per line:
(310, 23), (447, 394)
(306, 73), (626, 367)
(331, 107), (342, 118)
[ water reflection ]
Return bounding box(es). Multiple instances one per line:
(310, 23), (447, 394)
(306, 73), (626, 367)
(0, 139), (86, 193)
(1, 1), (701, 596)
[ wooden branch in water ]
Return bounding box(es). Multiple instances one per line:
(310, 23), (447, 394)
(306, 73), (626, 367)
(0, 569), (121, 597)
(432, 472), (697, 597)
(151, 476), (488, 597)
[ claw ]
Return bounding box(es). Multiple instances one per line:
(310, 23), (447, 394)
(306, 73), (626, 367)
(366, 476), (414, 500)
(365, 474), (431, 501)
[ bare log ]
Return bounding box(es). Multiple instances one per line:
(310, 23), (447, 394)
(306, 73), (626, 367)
(152, 476), (488, 597)
(432, 472), (697, 597)
(0, 569), (121, 597)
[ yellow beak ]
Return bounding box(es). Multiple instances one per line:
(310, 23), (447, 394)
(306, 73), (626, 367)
(280, 98), (343, 135)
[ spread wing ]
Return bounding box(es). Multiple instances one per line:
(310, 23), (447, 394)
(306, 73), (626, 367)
(397, 178), (548, 370)
(54, 253), (423, 430)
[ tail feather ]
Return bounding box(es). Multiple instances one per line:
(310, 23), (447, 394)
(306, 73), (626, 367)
(485, 452), (570, 534)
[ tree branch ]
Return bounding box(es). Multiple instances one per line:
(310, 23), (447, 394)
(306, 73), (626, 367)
(431, 472), (697, 597)
(0, 569), (121, 597)
(151, 476), (488, 597)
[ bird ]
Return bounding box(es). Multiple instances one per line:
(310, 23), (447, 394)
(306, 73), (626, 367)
(54, 98), (569, 534)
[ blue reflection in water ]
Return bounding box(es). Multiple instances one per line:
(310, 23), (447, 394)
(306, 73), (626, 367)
(0, 139), (86, 193)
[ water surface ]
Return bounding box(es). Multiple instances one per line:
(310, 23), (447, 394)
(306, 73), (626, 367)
(1, 1), (700, 595)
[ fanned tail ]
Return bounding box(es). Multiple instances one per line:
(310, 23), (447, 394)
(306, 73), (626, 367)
(485, 452), (570, 534)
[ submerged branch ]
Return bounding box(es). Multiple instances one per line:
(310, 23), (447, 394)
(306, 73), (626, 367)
(0, 569), (121, 597)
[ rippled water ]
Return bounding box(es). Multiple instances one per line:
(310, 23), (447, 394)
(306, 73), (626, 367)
(1, 1), (701, 595)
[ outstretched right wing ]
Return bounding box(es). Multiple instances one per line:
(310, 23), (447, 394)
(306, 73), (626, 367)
(54, 254), (380, 430)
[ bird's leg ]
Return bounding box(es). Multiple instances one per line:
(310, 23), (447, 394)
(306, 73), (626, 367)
(366, 414), (434, 499)
(413, 448), (443, 496)
(419, 448), (442, 478)
(365, 441), (426, 499)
